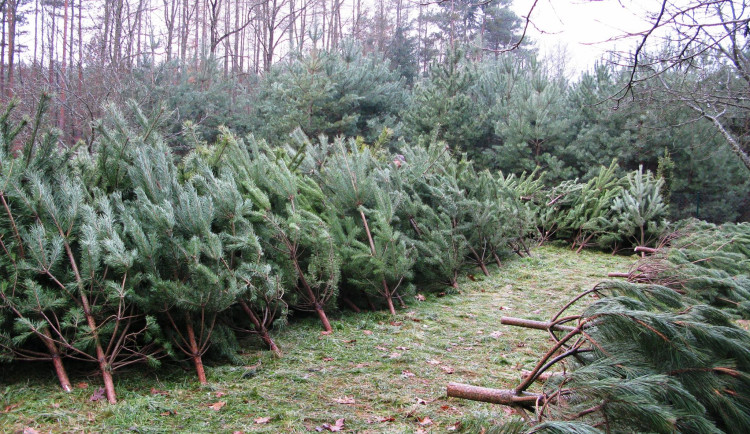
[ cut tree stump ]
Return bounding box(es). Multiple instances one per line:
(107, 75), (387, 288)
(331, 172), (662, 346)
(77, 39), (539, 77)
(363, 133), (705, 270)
(501, 316), (576, 332)
(446, 383), (546, 408)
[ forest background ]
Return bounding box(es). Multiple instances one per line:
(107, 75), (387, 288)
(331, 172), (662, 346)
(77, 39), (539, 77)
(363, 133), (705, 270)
(0, 0), (747, 222)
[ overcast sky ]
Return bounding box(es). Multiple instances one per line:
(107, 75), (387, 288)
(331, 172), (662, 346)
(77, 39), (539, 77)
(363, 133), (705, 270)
(512, 0), (659, 75)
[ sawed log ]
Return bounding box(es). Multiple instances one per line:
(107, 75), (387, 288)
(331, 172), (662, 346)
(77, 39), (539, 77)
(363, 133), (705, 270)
(501, 316), (575, 332)
(447, 383), (546, 408)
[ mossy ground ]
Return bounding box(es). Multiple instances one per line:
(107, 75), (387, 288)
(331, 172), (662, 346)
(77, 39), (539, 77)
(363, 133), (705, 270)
(1, 246), (634, 433)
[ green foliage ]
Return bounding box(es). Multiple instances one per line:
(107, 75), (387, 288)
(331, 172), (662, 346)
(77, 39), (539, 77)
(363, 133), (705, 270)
(606, 165), (668, 249)
(403, 49), (490, 156)
(255, 43), (406, 146)
(126, 58), (256, 146)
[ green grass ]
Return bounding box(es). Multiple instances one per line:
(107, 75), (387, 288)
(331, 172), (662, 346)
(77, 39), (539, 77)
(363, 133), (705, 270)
(0, 246), (635, 433)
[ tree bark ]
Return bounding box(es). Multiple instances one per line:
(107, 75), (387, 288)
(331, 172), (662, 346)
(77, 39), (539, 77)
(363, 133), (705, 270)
(634, 246), (658, 254)
(41, 328), (72, 393)
(500, 316), (576, 332)
(447, 383), (545, 408)
(185, 313), (207, 384)
(239, 300), (281, 357)
(468, 246), (490, 276)
(341, 297), (361, 313)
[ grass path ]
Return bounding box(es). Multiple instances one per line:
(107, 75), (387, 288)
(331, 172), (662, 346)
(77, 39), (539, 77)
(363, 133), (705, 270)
(1, 246), (634, 433)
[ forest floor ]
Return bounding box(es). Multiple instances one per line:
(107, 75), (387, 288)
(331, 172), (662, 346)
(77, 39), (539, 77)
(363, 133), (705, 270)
(1, 245), (634, 433)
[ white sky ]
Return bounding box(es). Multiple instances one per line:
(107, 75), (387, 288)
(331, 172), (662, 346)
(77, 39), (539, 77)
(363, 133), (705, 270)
(512, 0), (660, 75)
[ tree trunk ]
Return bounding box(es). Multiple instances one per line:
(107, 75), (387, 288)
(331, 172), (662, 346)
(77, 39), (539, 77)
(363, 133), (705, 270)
(41, 328), (72, 392)
(59, 0), (69, 133)
(62, 242), (117, 404)
(341, 297), (361, 313)
(185, 313), (207, 384)
(634, 246), (658, 254)
(292, 257), (332, 332)
(500, 316), (576, 332)
(447, 382), (546, 408)
(469, 246), (490, 276)
(239, 300), (281, 357)
(493, 252), (502, 268)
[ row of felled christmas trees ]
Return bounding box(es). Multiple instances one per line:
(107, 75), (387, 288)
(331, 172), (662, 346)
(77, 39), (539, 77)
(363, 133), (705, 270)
(0, 102), (668, 404)
(460, 220), (750, 433)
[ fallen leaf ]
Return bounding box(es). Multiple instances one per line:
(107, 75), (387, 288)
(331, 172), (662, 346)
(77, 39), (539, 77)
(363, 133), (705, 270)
(76, 382), (89, 389)
(208, 401), (226, 411)
(440, 405), (451, 411)
(503, 407), (515, 415)
(362, 330), (373, 335)
(490, 331), (503, 338)
(388, 352), (402, 358)
(233, 431), (244, 434)
(160, 410), (177, 416)
(344, 339), (356, 344)
(390, 321), (403, 326)
(3, 403), (19, 413)
(22, 428), (39, 434)
(418, 416), (433, 426)
(476, 330), (484, 334)
(415, 293), (426, 301)
(375, 345), (389, 351)
(354, 363), (370, 368)
(215, 391), (227, 398)
(319, 418), (345, 432)
(411, 318), (422, 322)
(330, 418), (345, 431)
(50, 403), (60, 409)
(401, 370), (416, 378)
(333, 396), (355, 404)
(323, 357), (334, 361)
(380, 416), (396, 422)
(467, 274), (476, 281)
(151, 388), (169, 396)
(426, 359), (441, 365)
(254, 416), (271, 424)
(441, 365), (455, 374)
(89, 388), (105, 402)
(499, 306), (512, 311)
(447, 421), (461, 431)
(396, 346), (409, 350)
(416, 397), (427, 405)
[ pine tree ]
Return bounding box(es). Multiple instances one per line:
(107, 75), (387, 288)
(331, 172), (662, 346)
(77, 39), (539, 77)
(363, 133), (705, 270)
(607, 165), (668, 249)
(316, 137), (415, 315)
(403, 49), (490, 157)
(183, 130), (287, 355)
(116, 129), (247, 383)
(0, 99), (158, 403)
